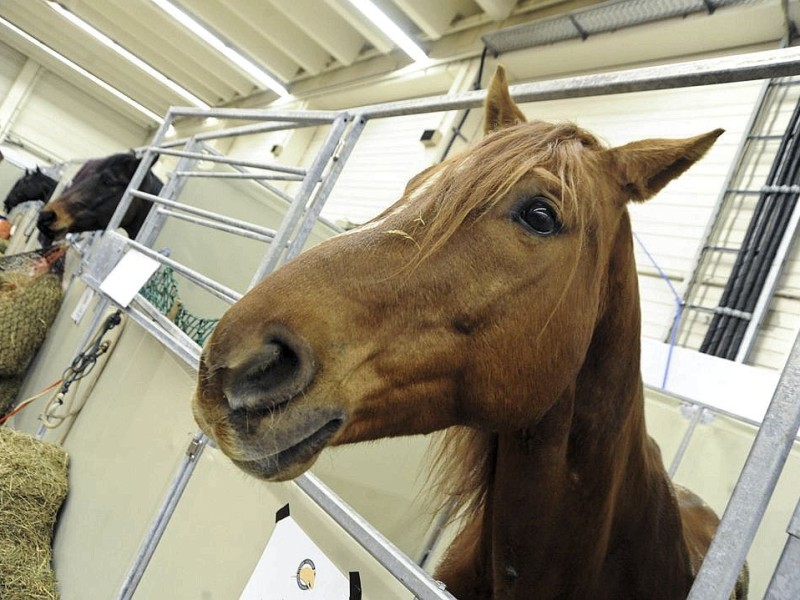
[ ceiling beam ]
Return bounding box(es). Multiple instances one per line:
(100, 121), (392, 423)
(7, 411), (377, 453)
(269, 0), (364, 66)
(324, 0), (394, 54)
(392, 0), (454, 40)
(223, 2), (331, 76)
(475, 0), (516, 21)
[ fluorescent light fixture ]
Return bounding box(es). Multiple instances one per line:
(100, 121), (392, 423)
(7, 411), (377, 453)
(0, 15), (163, 124)
(47, 1), (209, 109)
(149, 0), (289, 97)
(345, 0), (428, 63)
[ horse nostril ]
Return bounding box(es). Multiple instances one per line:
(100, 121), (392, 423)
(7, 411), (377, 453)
(251, 340), (300, 395)
(38, 210), (56, 226)
(224, 333), (315, 412)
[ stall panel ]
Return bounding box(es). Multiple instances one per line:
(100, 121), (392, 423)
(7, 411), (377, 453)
(151, 166), (340, 318)
(11, 294), (199, 599)
(133, 450), (417, 600)
(645, 389), (800, 599)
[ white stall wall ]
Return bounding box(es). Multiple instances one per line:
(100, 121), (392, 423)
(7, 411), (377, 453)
(0, 36), (24, 101)
(0, 39), (150, 163)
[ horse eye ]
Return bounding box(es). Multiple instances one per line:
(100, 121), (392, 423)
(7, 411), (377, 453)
(517, 198), (560, 236)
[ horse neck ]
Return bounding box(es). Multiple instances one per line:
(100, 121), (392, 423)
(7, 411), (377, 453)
(485, 215), (692, 599)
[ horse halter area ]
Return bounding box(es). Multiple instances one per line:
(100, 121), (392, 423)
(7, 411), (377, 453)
(2, 2), (800, 599)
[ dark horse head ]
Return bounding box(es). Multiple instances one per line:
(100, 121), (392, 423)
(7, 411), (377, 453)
(3, 168), (58, 213)
(37, 152), (162, 243)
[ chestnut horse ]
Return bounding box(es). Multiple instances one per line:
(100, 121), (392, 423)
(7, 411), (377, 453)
(193, 68), (748, 599)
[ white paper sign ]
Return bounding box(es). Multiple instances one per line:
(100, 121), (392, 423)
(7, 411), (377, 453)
(240, 515), (352, 600)
(98, 250), (160, 307)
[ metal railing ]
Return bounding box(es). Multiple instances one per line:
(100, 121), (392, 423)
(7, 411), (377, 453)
(57, 45), (800, 600)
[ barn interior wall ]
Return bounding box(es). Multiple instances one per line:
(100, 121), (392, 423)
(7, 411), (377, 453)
(0, 38), (151, 167)
(3, 1), (800, 597)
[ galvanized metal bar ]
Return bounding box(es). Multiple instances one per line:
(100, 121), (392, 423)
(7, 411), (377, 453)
(128, 296), (204, 369)
(107, 231), (243, 305)
(175, 171), (304, 181)
(117, 433), (208, 600)
(687, 329), (800, 600)
(356, 47), (800, 120)
(668, 405), (707, 477)
(666, 77), (772, 343)
(155, 148), (307, 176)
(130, 190), (277, 239)
(168, 106), (342, 123)
(764, 495), (800, 599)
(284, 115), (367, 263)
(642, 383), (795, 435)
(295, 473), (455, 600)
(105, 115), (175, 234)
(196, 142), (296, 204)
(155, 208), (274, 243)
(736, 185), (800, 362)
(134, 138), (202, 250)
(158, 121), (304, 149)
(249, 113), (351, 285)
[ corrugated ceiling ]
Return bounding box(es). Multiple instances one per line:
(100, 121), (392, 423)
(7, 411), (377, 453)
(0, 0), (763, 126)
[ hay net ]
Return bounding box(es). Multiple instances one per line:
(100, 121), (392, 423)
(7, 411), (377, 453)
(0, 246), (65, 416)
(0, 426), (69, 599)
(139, 265), (219, 346)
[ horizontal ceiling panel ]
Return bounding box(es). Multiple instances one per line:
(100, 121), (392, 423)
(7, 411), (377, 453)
(2, 0), (706, 133)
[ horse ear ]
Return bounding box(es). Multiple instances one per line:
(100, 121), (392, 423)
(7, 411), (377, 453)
(607, 129), (724, 203)
(484, 65), (527, 136)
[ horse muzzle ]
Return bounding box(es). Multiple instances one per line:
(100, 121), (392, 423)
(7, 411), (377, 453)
(36, 208), (66, 241)
(193, 326), (345, 480)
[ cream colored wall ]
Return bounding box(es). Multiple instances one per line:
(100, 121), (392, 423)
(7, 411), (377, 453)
(645, 388), (800, 599)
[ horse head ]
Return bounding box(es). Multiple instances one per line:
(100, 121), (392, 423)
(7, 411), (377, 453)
(193, 67), (722, 488)
(37, 152), (162, 242)
(3, 167), (58, 213)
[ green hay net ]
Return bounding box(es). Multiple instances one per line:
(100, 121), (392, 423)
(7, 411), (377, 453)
(139, 266), (219, 347)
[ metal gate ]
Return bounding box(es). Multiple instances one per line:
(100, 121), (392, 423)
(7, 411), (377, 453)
(54, 45), (800, 599)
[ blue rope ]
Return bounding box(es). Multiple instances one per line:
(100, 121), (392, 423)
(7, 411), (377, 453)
(632, 232), (682, 388)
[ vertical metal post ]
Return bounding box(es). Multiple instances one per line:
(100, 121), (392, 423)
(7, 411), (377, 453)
(764, 494), (800, 599)
(117, 433), (208, 600)
(284, 115), (367, 263)
(687, 329), (800, 600)
(667, 405), (708, 477)
(105, 113), (175, 234)
(666, 78), (773, 344)
(134, 137), (202, 249)
(249, 113), (350, 286)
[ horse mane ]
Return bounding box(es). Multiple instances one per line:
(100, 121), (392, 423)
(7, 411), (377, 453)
(419, 121), (608, 521)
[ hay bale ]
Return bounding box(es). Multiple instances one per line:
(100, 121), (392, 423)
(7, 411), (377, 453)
(0, 427), (69, 599)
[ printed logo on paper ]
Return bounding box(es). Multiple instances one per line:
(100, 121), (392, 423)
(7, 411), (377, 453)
(295, 558), (316, 590)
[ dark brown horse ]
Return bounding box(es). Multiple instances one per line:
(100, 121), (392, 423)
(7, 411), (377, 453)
(3, 167), (58, 213)
(37, 152), (162, 242)
(192, 68), (747, 599)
